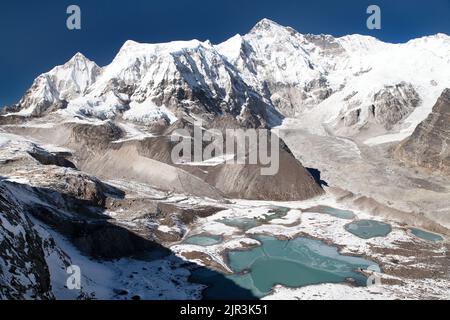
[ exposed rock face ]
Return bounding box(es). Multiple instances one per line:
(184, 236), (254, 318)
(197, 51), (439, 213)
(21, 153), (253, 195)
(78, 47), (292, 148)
(395, 89), (450, 174)
(372, 83), (421, 129)
(0, 182), (53, 299)
(68, 121), (125, 149)
(0, 145), (168, 262)
(27, 146), (77, 169)
(337, 82), (421, 131)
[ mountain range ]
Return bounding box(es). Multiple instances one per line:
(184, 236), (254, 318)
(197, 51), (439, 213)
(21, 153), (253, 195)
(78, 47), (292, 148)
(2, 18), (450, 143)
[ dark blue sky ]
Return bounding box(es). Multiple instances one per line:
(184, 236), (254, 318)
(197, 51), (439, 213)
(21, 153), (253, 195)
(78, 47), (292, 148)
(1, 0), (450, 106)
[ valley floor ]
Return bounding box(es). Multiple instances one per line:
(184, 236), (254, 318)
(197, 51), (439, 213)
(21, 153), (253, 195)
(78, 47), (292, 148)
(1, 119), (449, 300)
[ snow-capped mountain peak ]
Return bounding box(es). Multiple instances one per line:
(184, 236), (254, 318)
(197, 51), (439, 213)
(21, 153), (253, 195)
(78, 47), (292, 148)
(249, 18), (293, 35)
(114, 39), (209, 60)
(2, 52), (101, 117)
(48, 52), (102, 99)
(335, 34), (387, 55)
(3, 19), (450, 143)
(215, 34), (244, 63)
(59, 36), (278, 128)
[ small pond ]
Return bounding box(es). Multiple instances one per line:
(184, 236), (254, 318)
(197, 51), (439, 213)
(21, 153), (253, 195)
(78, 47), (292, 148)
(345, 220), (392, 239)
(305, 205), (355, 219)
(183, 234), (223, 246)
(410, 228), (443, 242)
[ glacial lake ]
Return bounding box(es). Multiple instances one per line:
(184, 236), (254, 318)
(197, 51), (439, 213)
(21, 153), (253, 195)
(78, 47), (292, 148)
(410, 228), (443, 242)
(183, 234), (223, 246)
(304, 205), (355, 219)
(345, 220), (392, 239)
(191, 235), (376, 299)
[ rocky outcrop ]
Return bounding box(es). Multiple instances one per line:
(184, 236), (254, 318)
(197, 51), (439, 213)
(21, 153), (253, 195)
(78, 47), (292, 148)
(68, 121), (124, 149)
(395, 89), (450, 174)
(0, 167), (167, 262)
(0, 182), (53, 299)
(27, 146), (77, 169)
(337, 82), (421, 131)
(372, 83), (421, 130)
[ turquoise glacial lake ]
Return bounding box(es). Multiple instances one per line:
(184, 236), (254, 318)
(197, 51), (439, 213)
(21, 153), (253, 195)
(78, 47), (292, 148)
(410, 228), (443, 242)
(345, 220), (392, 239)
(183, 234), (223, 246)
(305, 205), (355, 219)
(191, 235), (376, 299)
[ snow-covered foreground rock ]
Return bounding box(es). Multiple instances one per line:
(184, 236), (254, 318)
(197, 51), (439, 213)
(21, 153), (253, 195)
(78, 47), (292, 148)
(0, 136), (219, 299)
(0, 135), (206, 299)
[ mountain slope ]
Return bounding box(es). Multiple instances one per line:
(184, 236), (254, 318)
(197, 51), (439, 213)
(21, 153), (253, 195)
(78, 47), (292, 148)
(395, 88), (450, 174)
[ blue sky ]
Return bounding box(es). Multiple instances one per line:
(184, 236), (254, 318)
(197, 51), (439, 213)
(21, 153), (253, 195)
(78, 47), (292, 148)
(1, 0), (450, 106)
